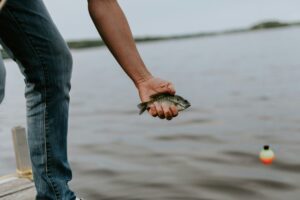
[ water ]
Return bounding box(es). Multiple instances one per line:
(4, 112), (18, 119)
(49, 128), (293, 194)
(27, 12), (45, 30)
(1, 27), (300, 200)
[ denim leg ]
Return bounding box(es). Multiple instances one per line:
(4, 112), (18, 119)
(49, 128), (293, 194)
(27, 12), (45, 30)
(0, 53), (5, 104)
(0, 1), (76, 199)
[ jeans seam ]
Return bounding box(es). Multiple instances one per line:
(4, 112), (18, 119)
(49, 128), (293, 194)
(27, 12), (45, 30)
(6, 8), (60, 200)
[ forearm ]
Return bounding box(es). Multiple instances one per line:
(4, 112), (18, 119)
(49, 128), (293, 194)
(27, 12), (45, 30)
(88, 0), (152, 86)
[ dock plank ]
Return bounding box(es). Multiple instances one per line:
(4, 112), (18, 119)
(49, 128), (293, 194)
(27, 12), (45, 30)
(0, 175), (35, 199)
(1, 187), (35, 200)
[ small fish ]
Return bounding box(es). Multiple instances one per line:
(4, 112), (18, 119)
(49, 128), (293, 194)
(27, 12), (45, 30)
(138, 93), (191, 115)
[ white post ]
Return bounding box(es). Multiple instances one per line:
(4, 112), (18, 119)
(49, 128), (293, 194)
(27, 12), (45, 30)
(11, 126), (33, 180)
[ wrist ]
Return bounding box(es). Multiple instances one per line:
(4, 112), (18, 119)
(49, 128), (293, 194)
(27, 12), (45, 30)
(134, 73), (153, 88)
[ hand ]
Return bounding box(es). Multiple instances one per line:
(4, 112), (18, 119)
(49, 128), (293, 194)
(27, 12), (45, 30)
(137, 77), (178, 120)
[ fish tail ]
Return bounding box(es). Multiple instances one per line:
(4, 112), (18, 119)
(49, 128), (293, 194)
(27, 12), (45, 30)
(137, 102), (148, 115)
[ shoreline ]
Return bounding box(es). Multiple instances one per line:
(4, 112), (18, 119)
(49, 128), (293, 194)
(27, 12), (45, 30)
(1, 20), (300, 59)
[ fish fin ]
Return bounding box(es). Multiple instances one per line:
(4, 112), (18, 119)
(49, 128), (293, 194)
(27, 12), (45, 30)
(137, 102), (148, 115)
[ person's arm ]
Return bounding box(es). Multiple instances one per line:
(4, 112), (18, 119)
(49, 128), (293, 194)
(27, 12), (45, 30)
(88, 0), (178, 120)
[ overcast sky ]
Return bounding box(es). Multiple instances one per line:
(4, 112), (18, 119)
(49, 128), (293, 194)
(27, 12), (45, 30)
(44, 0), (300, 40)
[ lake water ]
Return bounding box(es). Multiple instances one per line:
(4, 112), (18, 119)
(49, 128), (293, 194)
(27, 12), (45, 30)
(1, 27), (300, 200)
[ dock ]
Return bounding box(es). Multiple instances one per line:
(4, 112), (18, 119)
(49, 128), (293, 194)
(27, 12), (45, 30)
(0, 175), (35, 199)
(0, 126), (36, 199)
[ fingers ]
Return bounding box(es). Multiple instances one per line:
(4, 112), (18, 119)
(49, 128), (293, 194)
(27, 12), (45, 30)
(161, 102), (173, 120)
(148, 104), (158, 117)
(151, 102), (177, 120)
(148, 102), (178, 120)
(170, 104), (178, 117)
(154, 102), (165, 119)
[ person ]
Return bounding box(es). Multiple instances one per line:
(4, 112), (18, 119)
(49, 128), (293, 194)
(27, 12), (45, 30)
(0, 0), (179, 199)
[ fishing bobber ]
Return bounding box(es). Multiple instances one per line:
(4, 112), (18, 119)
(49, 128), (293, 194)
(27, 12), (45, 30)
(259, 145), (275, 165)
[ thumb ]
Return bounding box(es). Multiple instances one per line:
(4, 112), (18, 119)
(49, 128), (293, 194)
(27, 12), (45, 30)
(157, 82), (176, 95)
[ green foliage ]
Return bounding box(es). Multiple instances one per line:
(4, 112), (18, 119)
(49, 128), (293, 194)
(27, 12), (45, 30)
(67, 40), (105, 49)
(251, 21), (290, 30)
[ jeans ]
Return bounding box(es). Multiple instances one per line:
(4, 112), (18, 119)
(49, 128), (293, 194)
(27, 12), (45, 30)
(0, 53), (5, 103)
(0, 0), (76, 199)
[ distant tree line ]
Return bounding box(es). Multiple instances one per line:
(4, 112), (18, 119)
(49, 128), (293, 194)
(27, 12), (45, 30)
(1, 20), (300, 60)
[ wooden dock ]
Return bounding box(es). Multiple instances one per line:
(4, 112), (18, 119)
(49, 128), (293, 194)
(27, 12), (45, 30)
(0, 175), (35, 199)
(0, 126), (36, 199)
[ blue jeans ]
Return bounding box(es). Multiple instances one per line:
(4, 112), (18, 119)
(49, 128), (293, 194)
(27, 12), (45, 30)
(0, 0), (76, 199)
(0, 54), (5, 103)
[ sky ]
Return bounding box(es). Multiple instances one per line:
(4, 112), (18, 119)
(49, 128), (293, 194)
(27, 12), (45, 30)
(44, 0), (300, 40)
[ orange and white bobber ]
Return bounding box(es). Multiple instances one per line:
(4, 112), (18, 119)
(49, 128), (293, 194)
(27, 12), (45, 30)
(259, 145), (275, 165)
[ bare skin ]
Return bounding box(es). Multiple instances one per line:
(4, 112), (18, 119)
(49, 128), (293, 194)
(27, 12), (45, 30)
(88, 0), (178, 120)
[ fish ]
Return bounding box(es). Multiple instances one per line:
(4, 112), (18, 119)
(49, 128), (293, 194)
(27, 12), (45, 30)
(138, 93), (191, 115)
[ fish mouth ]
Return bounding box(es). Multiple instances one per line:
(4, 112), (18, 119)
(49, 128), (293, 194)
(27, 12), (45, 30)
(185, 100), (191, 108)
(179, 102), (191, 109)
